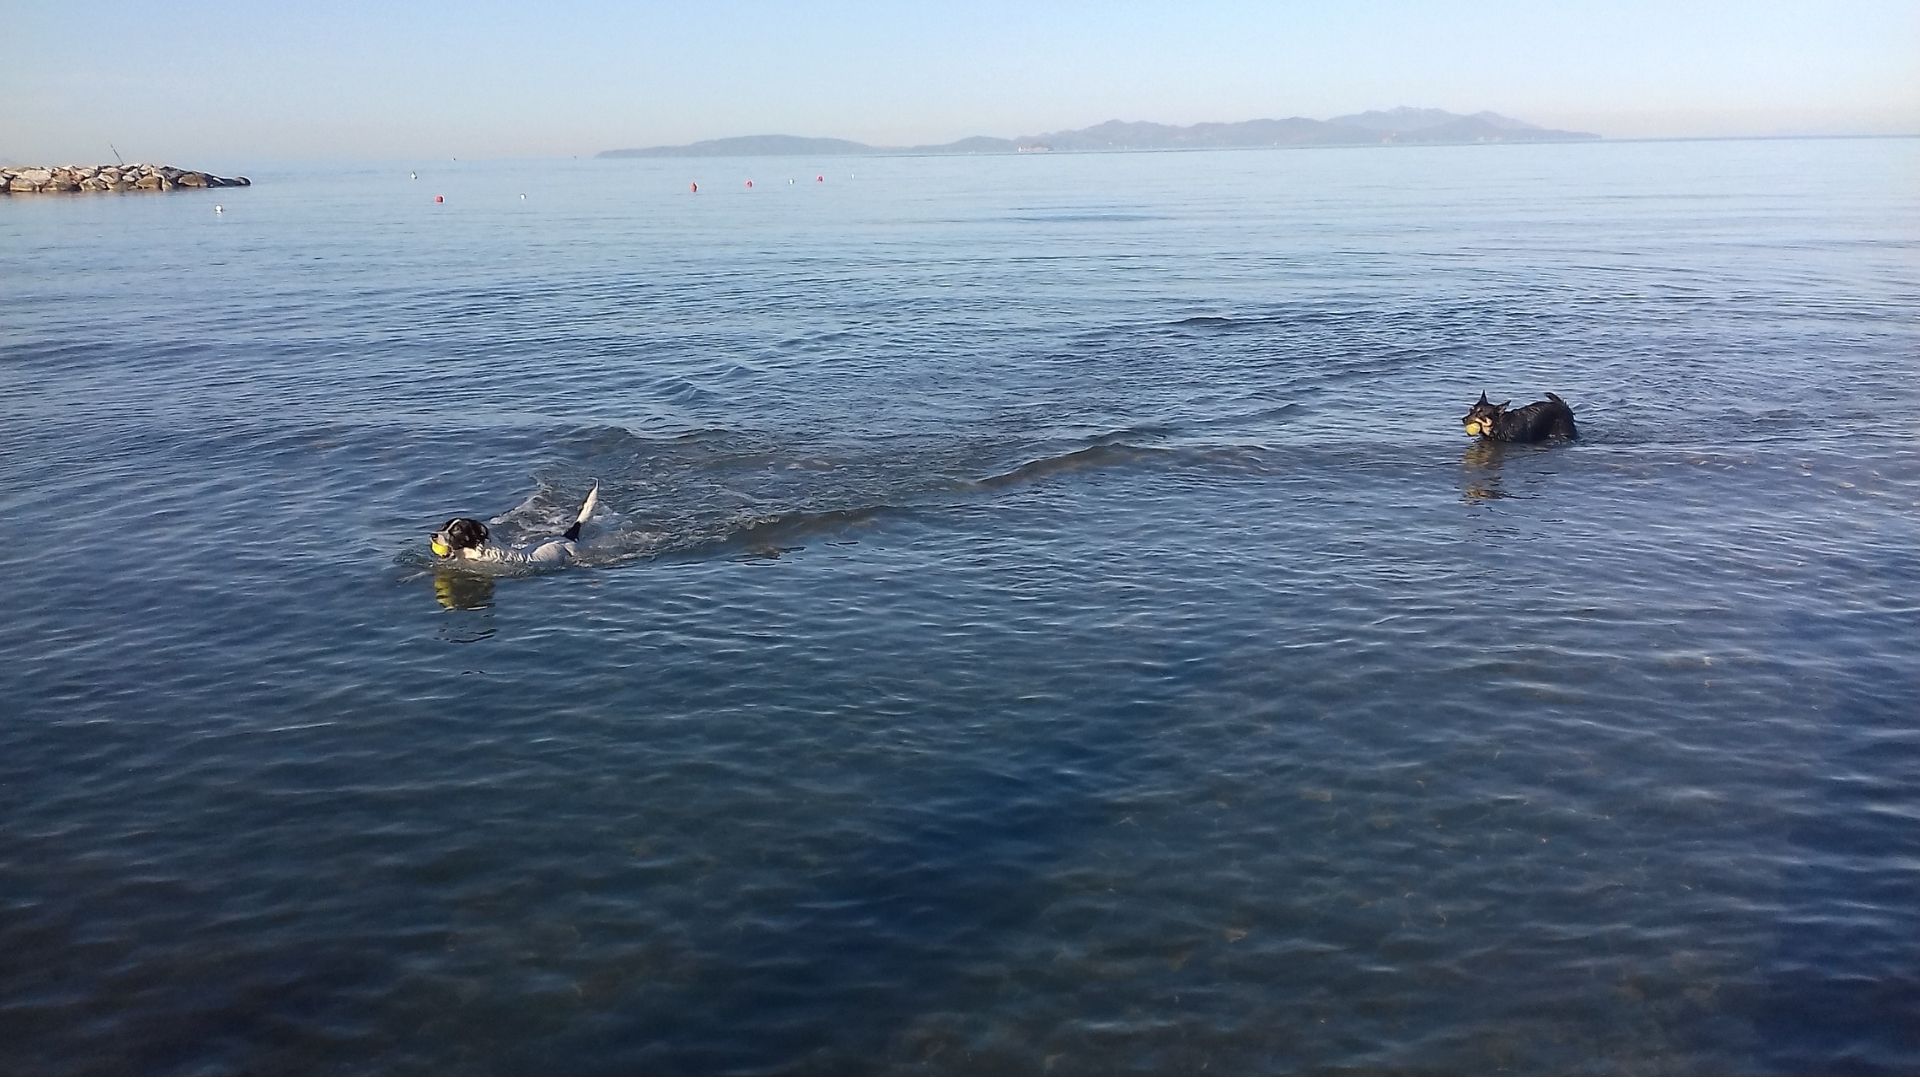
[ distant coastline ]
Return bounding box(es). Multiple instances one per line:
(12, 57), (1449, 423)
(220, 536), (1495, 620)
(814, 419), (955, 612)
(601, 107), (1600, 158)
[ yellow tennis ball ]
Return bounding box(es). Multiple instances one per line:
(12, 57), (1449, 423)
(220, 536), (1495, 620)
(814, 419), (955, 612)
(1464, 421), (1482, 437)
(431, 537), (451, 557)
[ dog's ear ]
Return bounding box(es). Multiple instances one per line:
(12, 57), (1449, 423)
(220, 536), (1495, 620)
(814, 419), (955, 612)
(1497, 400), (1511, 410)
(1476, 392), (1490, 406)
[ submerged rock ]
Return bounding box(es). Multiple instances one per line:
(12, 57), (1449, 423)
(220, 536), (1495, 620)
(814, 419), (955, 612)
(0, 163), (250, 194)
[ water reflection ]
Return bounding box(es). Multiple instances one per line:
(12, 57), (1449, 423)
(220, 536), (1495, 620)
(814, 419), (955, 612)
(1460, 439), (1513, 504)
(433, 571), (496, 611)
(432, 570), (496, 642)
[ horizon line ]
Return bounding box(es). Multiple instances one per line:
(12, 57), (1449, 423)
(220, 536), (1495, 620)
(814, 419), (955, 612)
(16, 132), (1915, 170)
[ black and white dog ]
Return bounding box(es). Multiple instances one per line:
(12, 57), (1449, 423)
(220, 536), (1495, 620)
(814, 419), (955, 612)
(430, 482), (599, 566)
(1460, 392), (1578, 443)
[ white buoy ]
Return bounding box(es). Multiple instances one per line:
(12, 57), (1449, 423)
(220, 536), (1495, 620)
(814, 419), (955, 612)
(213, 204), (223, 214)
(410, 171), (418, 180)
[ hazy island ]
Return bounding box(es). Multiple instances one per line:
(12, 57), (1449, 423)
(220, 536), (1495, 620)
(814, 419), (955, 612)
(1, 163), (251, 194)
(601, 107), (1600, 158)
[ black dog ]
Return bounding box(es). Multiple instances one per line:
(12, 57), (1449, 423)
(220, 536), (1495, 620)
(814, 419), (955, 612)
(1461, 392), (1577, 443)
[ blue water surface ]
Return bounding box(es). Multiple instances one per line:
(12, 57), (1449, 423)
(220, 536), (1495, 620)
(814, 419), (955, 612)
(2, 138), (1918, 1073)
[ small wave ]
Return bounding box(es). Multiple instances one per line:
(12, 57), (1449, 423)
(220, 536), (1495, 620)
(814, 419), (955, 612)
(971, 442), (1183, 490)
(1004, 212), (1167, 224)
(724, 503), (887, 542)
(552, 424), (772, 473)
(668, 503), (903, 561)
(1165, 309), (1365, 333)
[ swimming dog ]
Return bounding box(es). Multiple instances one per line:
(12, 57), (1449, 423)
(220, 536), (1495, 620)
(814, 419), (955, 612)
(1461, 392), (1578, 443)
(430, 482), (599, 566)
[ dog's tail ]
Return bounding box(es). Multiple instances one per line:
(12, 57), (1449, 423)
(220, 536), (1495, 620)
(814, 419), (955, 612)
(562, 481), (599, 542)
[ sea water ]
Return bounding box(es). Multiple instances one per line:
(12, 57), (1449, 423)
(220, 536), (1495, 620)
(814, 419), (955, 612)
(2, 138), (1917, 1073)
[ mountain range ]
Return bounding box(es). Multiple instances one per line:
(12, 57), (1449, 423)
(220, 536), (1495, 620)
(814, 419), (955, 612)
(599, 107), (1599, 158)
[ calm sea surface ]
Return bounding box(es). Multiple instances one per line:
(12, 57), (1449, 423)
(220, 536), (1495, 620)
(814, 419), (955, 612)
(3, 139), (1918, 1073)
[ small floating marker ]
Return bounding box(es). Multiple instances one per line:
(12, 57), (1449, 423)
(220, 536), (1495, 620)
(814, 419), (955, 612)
(410, 171), (418, 180)
(434, 194), (445, 203)
(690, 181), (698, 193)
(816, 174), (824, 182)
(744, 179), (753, 188)
(213, 204), (223, 214)
(519, 193), (527, 200)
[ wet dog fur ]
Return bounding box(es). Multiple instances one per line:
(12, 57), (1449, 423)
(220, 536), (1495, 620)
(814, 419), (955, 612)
(1461, 392), (1578, 443)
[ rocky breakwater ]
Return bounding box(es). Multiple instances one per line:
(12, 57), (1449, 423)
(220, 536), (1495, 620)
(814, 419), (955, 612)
(1, 164), (251, 194)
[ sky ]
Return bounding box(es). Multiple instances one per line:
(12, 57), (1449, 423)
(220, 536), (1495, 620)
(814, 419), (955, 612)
(4, 0), (1917, 163)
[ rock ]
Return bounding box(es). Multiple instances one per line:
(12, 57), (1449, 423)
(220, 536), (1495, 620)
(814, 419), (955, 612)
(0, 163), (251, 194)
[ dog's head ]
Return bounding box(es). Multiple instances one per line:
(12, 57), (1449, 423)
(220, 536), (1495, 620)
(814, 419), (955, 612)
(1461, 392), (1509, 438)
(430, 517), (489, 559)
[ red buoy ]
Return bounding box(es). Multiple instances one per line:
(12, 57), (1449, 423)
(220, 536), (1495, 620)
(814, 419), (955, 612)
(745, 179), (753, 188)
(434, 194), (444, 203)
(816, 174), (824, 182)
(690, 181), (698, 193)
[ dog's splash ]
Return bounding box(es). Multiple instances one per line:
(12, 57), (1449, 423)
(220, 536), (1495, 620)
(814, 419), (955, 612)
(402, 422), (1292, 588)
